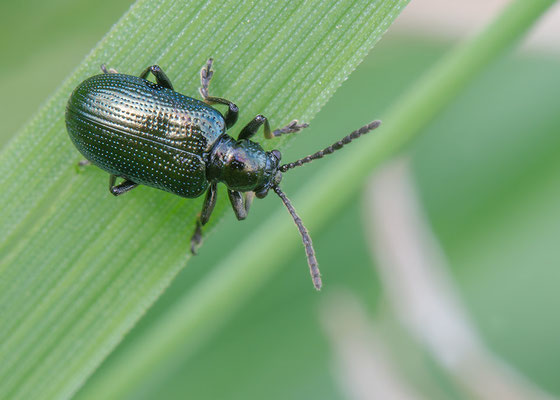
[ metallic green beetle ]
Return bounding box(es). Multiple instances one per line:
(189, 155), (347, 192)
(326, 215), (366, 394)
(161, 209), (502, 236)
(66, 59), (381, 289)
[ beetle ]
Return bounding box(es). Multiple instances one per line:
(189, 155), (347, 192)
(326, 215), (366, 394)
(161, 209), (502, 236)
(65, 59), (381, 289)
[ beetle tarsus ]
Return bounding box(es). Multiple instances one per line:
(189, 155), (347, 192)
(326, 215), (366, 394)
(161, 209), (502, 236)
(198, 58), (239, 128)
(190, 220), (203, 255)
(199, 58), (214, 100)
(75, 159), (91, 174)
(189, 183), (217, 253)
(269, 120), (309, 139)
(100, 64), (118, 74)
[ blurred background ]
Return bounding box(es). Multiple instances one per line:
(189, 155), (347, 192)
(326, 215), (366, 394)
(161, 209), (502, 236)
(2, 0), (560, 399)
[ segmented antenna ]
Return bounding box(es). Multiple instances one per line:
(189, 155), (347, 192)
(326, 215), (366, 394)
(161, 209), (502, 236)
(273, 186), (322, 290)
(280, 120), (381, 172)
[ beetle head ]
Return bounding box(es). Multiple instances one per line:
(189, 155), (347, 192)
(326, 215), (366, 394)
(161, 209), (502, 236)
(254, 150), (282, 198)
(208, 137), (282, 194)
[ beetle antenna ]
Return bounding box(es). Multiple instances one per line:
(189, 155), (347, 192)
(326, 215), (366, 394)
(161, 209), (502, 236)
(280, 120), (381, 172)
(273, 186), (322, 290)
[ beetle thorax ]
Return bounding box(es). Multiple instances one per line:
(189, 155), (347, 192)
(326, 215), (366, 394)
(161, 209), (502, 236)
(206, 135), (282, 196)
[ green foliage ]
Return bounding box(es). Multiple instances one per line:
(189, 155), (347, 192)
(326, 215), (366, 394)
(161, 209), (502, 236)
(91, 43), (560, 399)
(2, 0), (558, 399)
(76, 1), (559, 398)
(0, 0), (410, 399)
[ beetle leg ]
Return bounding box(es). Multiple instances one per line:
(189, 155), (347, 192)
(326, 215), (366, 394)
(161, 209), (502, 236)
(139, 65), (174, 90)
(228, 190), (254, 220)
(238, 114), (270, 140)
(199, 58), (214, 99)
(109, 174), (138, 196)
(75, 159), (91, 174)
(190, 182), (218, 254)
(206, 97), (239, 129)
(199, 58), (239, 129)
(239, 116), (308, 140)
(100, 64), (118, 74)
(267, 120), (309, 139)
(244, 192), (254, 215)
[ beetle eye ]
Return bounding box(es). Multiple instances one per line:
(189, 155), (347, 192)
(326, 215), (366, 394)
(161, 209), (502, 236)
(271, 150), (281, 161)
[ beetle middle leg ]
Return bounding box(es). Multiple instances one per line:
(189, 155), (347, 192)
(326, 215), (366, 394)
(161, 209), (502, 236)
(238, 115), (308, 140)
(199, 58), (214, 99)
(199, 58), (239, 129)
(190, 182), (218, 254)
(109, 174), (138, 196)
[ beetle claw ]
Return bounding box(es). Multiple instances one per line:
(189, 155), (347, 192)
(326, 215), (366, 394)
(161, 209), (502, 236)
(190, 221), (203, 255)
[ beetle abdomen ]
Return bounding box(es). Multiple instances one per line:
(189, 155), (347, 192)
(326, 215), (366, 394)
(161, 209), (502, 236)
(66, 73), (226, 198)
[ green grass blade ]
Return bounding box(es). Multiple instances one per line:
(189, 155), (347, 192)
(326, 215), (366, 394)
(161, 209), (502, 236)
(75, 0), (557, 398)
(0, 0), (409, 398)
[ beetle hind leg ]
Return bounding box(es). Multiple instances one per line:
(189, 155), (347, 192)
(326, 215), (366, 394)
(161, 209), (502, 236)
(109, 174), (138, 196)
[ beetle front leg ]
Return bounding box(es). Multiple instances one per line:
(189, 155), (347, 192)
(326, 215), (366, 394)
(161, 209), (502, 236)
(199, 58), (239, 129)
(109, 174), (138, 196)
(238, 115), (308, 140)
(228, 190), (254, 220)
(238, 115), (270, 140)
(139, 65), (174, 90)
(190, 182), (218, 254)
(267, 120), (309, 139)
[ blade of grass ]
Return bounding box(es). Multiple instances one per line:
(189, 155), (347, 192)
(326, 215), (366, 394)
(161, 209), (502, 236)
(0, 0), (409, 399)
(75, 0), (556, 398)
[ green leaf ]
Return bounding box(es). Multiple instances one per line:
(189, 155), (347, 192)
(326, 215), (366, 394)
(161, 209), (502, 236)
(0, 0), (409, 398)
(75, 0), (558, 398)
